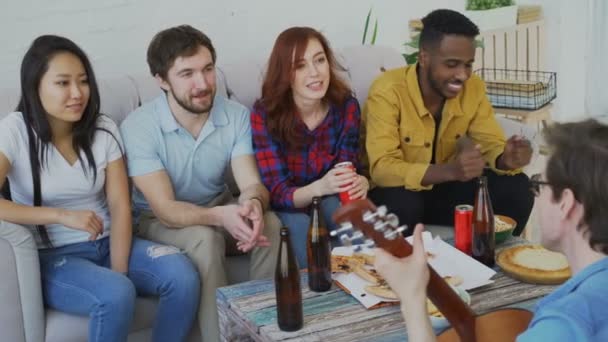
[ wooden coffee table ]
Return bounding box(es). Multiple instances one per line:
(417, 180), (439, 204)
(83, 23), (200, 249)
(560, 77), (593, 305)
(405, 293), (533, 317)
(217, 237), (556, 342)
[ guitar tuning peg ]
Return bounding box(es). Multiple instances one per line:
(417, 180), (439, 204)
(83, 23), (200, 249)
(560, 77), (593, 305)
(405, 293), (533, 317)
(385, 213), (399, 227)
(373, 221), (388, 232)
(364, 240), (376, 249)
(362, 210), (376, 223)
(330, 222), (353, 237)
(384, 230), (399, 240)
(363, 206), (388, 223)
(353, 244), (362, 252)
(340, 234), (352, 246)
(350, 231), (364, 242)
(395, 225), (408, 235)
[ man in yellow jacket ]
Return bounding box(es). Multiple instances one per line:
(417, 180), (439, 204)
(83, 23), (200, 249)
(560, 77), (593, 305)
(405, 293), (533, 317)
(364, 9), (533, 236)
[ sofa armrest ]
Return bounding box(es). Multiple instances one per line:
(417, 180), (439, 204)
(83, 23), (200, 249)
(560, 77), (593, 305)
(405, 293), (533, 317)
(0, 221), (45, 342)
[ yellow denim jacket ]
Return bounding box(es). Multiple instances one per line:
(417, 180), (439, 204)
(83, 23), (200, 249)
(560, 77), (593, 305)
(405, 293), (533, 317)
(363, 65), (519, 191)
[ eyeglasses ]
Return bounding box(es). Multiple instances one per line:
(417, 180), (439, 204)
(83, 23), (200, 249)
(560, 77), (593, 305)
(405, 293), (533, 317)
(530, 173), (551, 196)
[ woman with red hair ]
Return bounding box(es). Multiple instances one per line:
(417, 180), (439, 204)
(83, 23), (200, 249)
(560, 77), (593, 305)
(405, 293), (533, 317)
(251, 27), (368, 267)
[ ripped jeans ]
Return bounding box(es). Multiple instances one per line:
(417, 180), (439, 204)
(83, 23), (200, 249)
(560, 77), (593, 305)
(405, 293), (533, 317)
(38, 237), (200, 342)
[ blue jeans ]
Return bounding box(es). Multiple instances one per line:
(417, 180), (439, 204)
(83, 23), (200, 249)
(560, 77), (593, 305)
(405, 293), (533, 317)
(38, 237), (200, 342)
(276, 195), (342, 268)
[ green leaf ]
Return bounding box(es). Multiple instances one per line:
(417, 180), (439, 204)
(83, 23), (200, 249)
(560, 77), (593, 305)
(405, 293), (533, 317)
(404, 52), (419, 65)
(362, 8), (372, 44)
(403, 33), (420, 49)
(371, 19), (378, 45)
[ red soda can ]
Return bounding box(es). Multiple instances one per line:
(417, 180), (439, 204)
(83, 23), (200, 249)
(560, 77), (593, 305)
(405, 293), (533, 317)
(334, 161), (355, 204)
(454, 204), (473, 255)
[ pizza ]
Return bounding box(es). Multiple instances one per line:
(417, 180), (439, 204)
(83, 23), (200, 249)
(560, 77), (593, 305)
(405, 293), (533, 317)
(353, 264), (384, 285)
(364, 284), (398, 300)
(443, 275), (463, 287)
(497, 244), (571, 285)
(353, 252), (375, 266)
(331, 254), (364, 273)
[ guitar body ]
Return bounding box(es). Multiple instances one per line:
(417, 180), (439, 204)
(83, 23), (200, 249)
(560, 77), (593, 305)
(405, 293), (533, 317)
(437, 308), (533, 342)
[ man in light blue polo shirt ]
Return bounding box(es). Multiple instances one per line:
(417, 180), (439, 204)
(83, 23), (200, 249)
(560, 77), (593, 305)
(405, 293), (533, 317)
(120, 25), (281, 342)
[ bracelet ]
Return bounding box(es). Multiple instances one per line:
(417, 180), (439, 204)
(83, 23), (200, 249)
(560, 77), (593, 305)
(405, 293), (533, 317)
(249, 196), (265, 211)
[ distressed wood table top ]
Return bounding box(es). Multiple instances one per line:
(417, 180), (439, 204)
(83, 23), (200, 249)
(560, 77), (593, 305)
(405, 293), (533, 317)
(217, 237), (557, 342)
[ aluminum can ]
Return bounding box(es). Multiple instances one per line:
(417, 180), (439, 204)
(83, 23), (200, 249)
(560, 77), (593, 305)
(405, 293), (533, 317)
(334, 161), (355, 204)
(454, 204), (473, 255)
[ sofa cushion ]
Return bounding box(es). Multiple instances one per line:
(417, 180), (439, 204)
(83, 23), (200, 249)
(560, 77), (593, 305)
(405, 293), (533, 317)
(98, 76), (140, 125)
(0, 221), (45, 342)
(338, 45), (407, 103)
(0, 86), (20, 121)
(221, 60), (265, 110)
(0, 238), (26, 342)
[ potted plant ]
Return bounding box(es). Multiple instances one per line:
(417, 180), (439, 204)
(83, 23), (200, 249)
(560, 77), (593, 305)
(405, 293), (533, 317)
(465, 0), (518, 31)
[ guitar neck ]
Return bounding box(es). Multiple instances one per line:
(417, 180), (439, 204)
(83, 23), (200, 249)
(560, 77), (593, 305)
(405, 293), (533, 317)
(386, 239), (477, 342)
(333, 200), (478, 342)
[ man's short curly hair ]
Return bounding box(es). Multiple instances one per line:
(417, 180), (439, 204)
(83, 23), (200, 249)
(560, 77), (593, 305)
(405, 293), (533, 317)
(420, 9), (479, 50)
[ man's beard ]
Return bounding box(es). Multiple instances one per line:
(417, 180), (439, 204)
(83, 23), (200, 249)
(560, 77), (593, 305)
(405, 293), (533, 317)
(427, 71), (447, 100)
(173, 89), (215, 114)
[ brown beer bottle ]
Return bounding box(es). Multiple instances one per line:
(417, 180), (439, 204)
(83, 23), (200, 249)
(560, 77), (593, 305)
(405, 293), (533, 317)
(472, 176), (496, 267)
(306, 197), (332, 292)
(275, 227), (303, 331)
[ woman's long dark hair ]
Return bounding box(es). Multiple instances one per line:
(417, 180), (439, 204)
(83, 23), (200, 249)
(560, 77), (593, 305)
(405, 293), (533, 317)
(16, 35), (103, 247)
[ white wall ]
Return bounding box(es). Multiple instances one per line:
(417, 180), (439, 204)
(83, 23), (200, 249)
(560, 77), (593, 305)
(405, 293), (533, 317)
(0, 0), (460, 86)
(0, 0), (592, 121)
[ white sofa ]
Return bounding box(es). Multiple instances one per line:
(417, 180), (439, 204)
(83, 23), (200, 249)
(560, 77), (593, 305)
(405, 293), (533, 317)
(0, 45), (407, 342)
(0, 43), (538, 341)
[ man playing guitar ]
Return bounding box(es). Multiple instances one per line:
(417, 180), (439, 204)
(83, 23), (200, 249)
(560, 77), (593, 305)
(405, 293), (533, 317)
(375, 120), (608, 341)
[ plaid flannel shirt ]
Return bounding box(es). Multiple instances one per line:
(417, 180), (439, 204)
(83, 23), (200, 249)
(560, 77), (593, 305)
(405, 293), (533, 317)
(252, 96), (361, 210)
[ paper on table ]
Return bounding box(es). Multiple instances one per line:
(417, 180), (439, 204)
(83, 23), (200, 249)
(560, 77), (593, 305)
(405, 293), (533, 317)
(419, 236), (496, 291)
(332, 231), (496, 309)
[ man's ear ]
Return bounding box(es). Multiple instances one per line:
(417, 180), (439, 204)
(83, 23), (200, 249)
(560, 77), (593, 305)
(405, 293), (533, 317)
(559, 188), (581, 223)
(155, 74), (170, 92)
(418, 47), (429, 68)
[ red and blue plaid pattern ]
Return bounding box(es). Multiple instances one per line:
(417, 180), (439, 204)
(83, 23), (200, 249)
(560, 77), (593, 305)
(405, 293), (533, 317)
(252, 96), (361, 210)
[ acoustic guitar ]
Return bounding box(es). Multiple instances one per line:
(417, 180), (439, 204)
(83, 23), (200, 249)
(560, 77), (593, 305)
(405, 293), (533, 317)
(332, 199), (533, 342)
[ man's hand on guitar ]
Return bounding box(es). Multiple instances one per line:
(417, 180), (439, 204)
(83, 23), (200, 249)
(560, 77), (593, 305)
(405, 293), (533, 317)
(374, 224), (430, 303)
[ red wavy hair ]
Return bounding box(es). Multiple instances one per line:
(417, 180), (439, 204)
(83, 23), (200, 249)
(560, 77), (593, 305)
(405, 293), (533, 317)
(257, 27), (351, 149)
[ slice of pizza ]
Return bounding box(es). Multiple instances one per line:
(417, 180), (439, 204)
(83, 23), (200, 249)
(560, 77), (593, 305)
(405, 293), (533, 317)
(364, 284), (399, 300)
(443, 275), (463, 287)
(353, 252), (375, 266)
(331, 255), (364, 273)
(353, 264), (384, 285)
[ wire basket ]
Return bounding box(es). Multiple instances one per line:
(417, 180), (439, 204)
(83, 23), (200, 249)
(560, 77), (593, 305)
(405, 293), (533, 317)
(475, 69), (557, 110)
